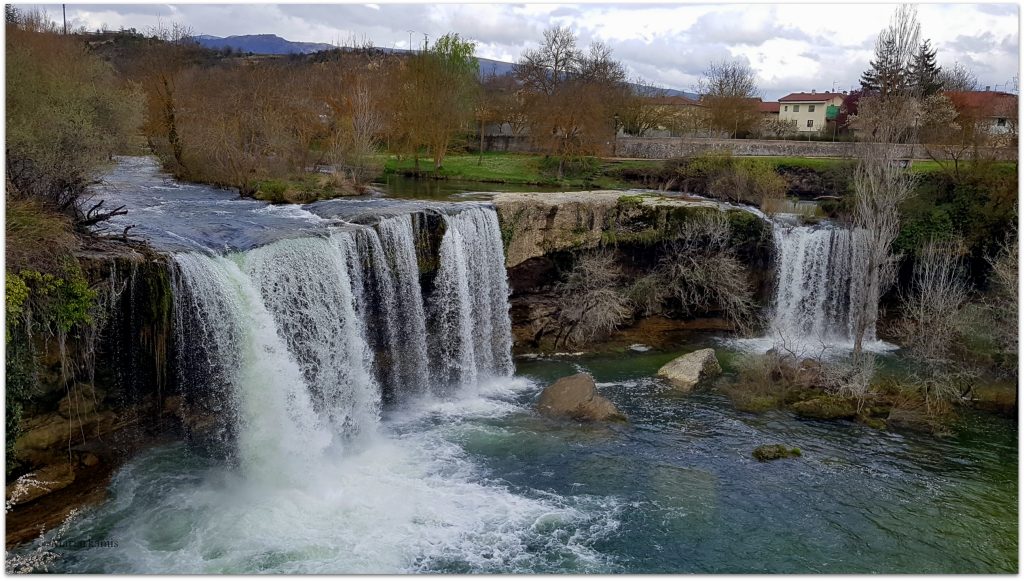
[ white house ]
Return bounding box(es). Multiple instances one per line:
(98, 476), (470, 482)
(778, 91), (845, 133)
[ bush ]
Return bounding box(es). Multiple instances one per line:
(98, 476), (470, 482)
(664, 152), (785, 209)
(553, 250), (633, 348)
(539, 155), (600, 181)
(7, 24), (143, 222)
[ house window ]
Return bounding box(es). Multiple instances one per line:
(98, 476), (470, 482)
(807, 119), (814, 128)
(784, 105), (789, 111)
(808, 105), (816, 112)
(997, 118), (1007, 126)
(793, 105), (800, 112)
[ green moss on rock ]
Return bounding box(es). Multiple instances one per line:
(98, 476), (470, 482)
(753, 444), (802, 462)
(791, 395), (858, 420)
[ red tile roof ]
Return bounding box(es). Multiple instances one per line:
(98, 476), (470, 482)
(759, 101), (781, 113)
(943, 90), (1017, 116)
(779, 92), (844, 102)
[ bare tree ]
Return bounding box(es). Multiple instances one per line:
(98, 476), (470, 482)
(849, 136), (917, 355)
(938, 62), (979, 92)
(894, 237), (976, 411)
(848, 8), (925, 356)
(988, 228), (1018, 364)
(554, 250), (633, 348)
(515, 27), (628, 178)
(658, 211), (757, 333)
(697, 59), (760, 138)
(859, 5), (921, 98)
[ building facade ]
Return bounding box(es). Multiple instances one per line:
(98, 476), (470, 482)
(778, 91), (845, 133)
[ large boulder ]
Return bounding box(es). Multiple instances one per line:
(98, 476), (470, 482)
(657, 348), (722, 392)
(536, 373), (626, 422)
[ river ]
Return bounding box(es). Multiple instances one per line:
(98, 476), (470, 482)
(29, 158), (1017, 573)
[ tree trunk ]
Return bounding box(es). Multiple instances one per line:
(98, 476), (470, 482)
(479, 118), (485, 166)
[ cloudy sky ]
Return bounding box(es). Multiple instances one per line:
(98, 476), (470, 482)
(34, 2), (1022, 99)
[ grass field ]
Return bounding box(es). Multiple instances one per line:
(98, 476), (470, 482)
(384, 151), (1016, 191)
(382, 152), (649, 189)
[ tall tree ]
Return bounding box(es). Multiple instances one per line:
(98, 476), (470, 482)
(392, 32), (479, 171)
(619, 79), (677, 137)
(514, 27), (628, 178)
(696, 59), (760, 138)
(907, 40), (943, 97)
(859, 4), (920, 98)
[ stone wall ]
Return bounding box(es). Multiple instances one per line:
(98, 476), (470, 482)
(615, 137), (1018, 161)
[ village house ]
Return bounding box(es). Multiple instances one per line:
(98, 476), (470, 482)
(778, 91), (845, 133)
(944, 89), (1018, 142)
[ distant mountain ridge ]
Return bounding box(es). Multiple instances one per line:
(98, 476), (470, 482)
(193, 33), (698, 99)
(195, 34), (335, 55)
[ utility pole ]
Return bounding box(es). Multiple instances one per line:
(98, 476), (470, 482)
(62, 4), (67, 34)
(423, 33), (429, 52)
(407, 29), (414, 53)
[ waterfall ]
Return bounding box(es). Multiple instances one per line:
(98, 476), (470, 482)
(244, 233), (381, 436)
(770, 223), (872, 345)
(430, 206), (514, 387)
(170, 205), (514, 469)
(172, 252), (334, 481)
(376, 215), (431, 392)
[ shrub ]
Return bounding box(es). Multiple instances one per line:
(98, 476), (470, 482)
(553, 250), (633, 348)
(658, 211), (758, 332)
(7, 24), (143, 223)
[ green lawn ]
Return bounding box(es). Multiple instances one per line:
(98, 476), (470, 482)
(382, 152), (653, 189)
(375, 151), (1015, 195)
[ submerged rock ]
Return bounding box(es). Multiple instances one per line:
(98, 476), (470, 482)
(536, 373), (626, 422)
(791, 396), (857, 420)
(752, 444), (802, 462)
(656, 348), (722, 392)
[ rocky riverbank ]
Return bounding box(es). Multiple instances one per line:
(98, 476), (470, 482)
(493, 191), (774, 353)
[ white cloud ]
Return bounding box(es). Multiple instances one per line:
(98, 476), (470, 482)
(29, 2), (1020, 99)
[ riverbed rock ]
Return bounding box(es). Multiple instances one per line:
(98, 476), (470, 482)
(493, 191), (729, 268)
(5, 463), (77, 507)
(14, 410), (119, 466)
(536, 373), (626, 422)
(791, 396), (857, 420)
(57, 384), (105, 419)
(752, 444), (802, 462)
(656, 349), (722, 392)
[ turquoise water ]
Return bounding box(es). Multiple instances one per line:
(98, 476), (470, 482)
(42, 347), (1017, 573)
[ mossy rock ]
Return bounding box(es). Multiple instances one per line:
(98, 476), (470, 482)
(752, 444), (802, 462)
(725, 390), (782, 413)
(791, 395), (857, 420)
(858, 415), (888, 430)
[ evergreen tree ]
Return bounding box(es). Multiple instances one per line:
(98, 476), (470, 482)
(859, 5), (920, 98)
(860, 35), (908, 97)
(908, 40), (943, 97)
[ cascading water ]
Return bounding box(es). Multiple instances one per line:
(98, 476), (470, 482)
(243, 232), (381, 437)
(430, 206), (514, 387)
(170, 204), (515, 463)
(55, 201), (616, 573)
(171, 252), (333, 481)
(767, 222), (874, 349)
(376, 215), (431, 392)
